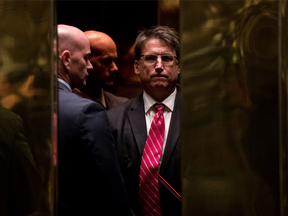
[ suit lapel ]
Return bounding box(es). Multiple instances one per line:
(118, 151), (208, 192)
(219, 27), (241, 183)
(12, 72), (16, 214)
(128, 95), (147, 157)
(160, 92), (181, 174)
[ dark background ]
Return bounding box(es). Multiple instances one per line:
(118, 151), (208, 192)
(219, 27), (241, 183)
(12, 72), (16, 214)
(56, 0), (158, 97)
(56, 1), (158, 42)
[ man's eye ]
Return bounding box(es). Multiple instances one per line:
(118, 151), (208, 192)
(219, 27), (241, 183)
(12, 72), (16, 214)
(145, 55), (157, 61)
(84, 55), (90, 61)
(102, 58), (113, 65)
(162, 55), (174, 62)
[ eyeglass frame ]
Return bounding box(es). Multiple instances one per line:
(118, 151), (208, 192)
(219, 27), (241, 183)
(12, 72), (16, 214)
(139, 54), (179, 66)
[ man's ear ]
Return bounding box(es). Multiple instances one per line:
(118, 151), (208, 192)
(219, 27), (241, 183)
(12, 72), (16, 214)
(134, 60), (140, 75)
(61, 50), (71, 70)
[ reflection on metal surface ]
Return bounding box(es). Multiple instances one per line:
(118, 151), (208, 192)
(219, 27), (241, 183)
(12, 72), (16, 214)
(159, 0), (179, 12)
(280, 1), (288, 215)
(158, 0), (179, 32)
(181, 0), (281, 215)
(0, 1), (54, 215)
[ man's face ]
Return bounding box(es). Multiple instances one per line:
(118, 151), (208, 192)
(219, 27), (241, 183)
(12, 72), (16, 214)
(0, 73), (11, 98)
(88, 40), (118, 89)
(134, 38), (180, 100)
(69, 39), (93, 89)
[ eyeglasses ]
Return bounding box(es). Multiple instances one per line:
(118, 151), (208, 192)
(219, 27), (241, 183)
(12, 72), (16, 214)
(140, 54), (178, 66)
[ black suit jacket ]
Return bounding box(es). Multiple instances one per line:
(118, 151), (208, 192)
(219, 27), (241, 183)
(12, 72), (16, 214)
(58, 82), (132, 216)
(107, 92), (181, 216)
(0, 106), (42, 216)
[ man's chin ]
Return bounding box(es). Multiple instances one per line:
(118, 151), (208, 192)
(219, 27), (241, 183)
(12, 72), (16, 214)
(152, 81), (168, 88)
(103, 82), (114, 89)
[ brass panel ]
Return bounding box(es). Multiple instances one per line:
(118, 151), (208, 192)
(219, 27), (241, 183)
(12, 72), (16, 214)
(180, 1), (281, 215)
(0, 1), (55, 215)
(280, 0), (288, 215)
(158, 0), (179, 32)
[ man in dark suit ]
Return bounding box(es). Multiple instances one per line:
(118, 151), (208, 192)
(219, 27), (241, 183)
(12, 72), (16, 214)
(57, 24), (132, 216)
(73, 30), (128, 109)
(0, 106), (42, 216)
(108, 26), (181, 216)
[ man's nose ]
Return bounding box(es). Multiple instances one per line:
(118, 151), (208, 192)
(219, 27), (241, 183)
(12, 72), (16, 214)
(155, 56), (164, 69)
(111, 62), (118, 72)
(87, 60), (93, 70)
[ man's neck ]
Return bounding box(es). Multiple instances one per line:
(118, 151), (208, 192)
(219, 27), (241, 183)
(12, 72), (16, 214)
(58, 78), (72, 92)
(145, 87), (176, 102)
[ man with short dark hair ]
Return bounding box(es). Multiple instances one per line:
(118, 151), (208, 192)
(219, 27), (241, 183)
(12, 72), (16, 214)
(108, 25), (181, 216)
(57, 24), (132, 216)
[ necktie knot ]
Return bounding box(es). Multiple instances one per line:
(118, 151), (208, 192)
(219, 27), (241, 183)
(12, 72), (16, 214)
(154, 103), (164, 113)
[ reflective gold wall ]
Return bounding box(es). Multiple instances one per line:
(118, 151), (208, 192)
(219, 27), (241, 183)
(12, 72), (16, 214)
(0, 0), (55, 215)
(180, 0), (284, 215)
(280, 0), (288, 215)
(158, 0), (179, 32)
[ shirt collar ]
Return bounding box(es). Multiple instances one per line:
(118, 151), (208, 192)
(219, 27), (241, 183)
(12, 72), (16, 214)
(143, 88), (177, 113)
(100, 88), (107, 108)
(58, 78), (72, 92)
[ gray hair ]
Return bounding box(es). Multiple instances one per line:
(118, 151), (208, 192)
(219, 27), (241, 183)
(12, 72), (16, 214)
(134, 26), (180, 61)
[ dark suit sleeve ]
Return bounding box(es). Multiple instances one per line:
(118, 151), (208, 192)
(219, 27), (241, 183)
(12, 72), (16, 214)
(79, 103), (132, 216)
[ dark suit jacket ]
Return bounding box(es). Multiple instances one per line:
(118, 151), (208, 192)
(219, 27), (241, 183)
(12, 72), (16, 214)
(107, 92), (181, 216)
(72, 88), (128, 110)
(58, 82), (132, 216)
(0, 106), (42, 216)
(104, 91), (128, 110)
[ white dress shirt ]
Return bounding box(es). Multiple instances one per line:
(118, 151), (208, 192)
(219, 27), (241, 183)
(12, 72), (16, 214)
(143, 88), (177, 168)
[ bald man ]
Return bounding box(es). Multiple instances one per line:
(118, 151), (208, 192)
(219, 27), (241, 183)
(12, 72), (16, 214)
(57, 24), (132, 216)
(73, 30), (128, 109)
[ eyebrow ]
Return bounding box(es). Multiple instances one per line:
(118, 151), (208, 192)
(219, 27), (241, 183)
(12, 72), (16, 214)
(84, 53), (91, 58)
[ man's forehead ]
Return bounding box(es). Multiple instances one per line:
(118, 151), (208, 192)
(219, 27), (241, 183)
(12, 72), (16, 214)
(141, 38), (175, 53)
(90, 37), (116, 49)
(90, 42), (117, 56)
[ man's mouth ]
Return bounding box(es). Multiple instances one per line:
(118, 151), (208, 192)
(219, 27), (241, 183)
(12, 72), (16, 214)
(151, 75), (168, 79)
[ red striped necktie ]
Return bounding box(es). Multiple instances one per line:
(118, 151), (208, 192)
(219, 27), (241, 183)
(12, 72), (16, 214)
(139, 103), (165, 216)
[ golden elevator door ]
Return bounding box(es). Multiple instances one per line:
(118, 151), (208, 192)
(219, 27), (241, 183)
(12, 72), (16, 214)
(0, 1), (55, 215)
(180, 1), (285, 215)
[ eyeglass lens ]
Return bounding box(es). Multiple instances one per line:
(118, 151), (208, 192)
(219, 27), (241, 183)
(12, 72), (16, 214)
(143, 54), (175, 63)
